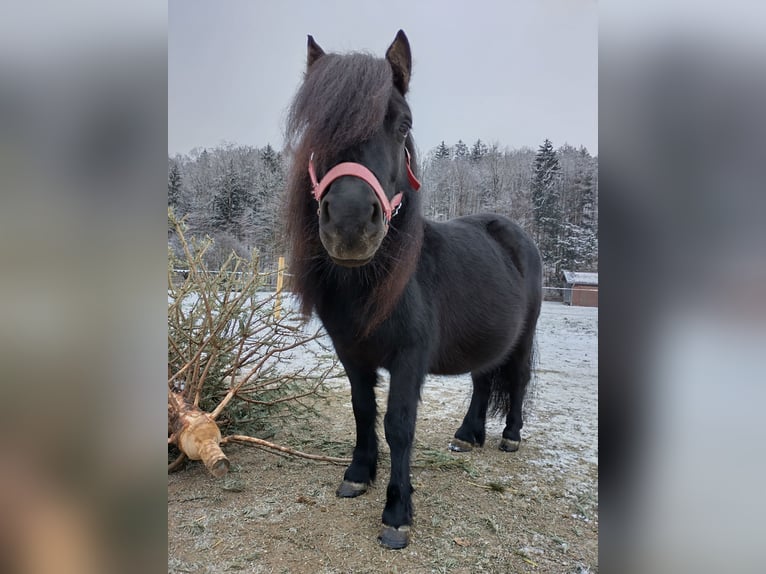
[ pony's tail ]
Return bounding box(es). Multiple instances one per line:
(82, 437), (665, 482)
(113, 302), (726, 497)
(487, 329), (537, 417)
(523, 337), (539, 419)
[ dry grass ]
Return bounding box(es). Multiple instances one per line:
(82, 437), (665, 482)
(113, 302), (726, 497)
(169, 384), (598, 573)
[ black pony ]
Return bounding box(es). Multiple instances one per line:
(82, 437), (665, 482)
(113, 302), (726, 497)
(284, 30), (542, 549)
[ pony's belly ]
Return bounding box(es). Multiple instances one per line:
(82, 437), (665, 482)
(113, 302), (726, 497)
(429, 330), (517, 376)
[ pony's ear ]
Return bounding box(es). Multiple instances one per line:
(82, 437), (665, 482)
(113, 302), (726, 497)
(307, 35), (325, 69)
(386, 30), (411, 94)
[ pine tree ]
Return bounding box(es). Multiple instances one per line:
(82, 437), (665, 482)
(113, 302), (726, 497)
(531, 139), (563, 285)
(168, 161), (182, 208)
(253, 144), (286, 269)
(470, 139), (488, 162)
(212, 159), (246, 232)
(454, 139), (469, 159)
(575, 166), (597, 268)
(557, 144), (598, 274)
(260, 144), (281, 175)
(576, 170), (595, 229)
(434, 141), (451, 160)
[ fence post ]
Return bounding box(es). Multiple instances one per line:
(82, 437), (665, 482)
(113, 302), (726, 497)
(274, 256), (285, 320)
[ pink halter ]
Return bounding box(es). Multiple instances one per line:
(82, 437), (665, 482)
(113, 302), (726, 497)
(308, 149), (421, 227)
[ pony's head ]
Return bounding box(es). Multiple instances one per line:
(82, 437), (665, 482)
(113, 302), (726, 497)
(286, 30), (420, 267)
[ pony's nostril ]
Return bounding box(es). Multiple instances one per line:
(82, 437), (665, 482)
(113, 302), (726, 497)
(371, 202), (381, 224)
(320, 199), (331, 224)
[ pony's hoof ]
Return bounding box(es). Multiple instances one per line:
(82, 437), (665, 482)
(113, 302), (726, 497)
(336, 480), (368, 498)
(499, 438), (520, 452)
(449, 438), (474, 452)
(378, 525), (410, 549)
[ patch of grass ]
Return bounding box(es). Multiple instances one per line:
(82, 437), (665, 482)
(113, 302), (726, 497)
(573, 492), (597, 520)
(513, 548), (539, 568)
(483, 515), (500, 534)
(550, 534), (567, 545)
(221, 478), (246, 492)
(412, 448), (475, 473)
(432, 558), (459, 573)
(168, 561), (198, 574)
(183, 520), (205, 536)
(487, 481), (507, 492)
(466, 479), (521, 495)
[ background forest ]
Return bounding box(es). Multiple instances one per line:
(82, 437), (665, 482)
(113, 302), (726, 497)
(168, 139), (598, 288)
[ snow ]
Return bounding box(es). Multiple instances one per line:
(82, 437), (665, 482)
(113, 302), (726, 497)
(562, 270), (598, 285)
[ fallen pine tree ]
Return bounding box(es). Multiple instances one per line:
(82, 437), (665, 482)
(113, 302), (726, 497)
(167, 209), (345, 476)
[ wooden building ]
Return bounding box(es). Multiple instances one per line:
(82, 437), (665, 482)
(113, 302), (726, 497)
(562, 270), (598, 307)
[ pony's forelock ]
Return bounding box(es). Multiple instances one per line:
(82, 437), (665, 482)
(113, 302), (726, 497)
(286, 53), (393, 169)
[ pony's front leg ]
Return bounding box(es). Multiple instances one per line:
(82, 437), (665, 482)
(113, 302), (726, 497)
(336, 364), (378, 498)
(379, 358), (425, 549)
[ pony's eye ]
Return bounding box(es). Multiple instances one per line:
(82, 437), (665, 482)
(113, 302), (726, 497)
(398, 123), (410, 138)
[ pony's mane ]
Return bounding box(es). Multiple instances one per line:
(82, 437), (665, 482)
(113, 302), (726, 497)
(283, 50), (422, 335)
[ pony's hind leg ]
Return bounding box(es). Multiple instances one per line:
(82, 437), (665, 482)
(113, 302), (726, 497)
(450, 330), (534, 454)
(498, 330), (535, 452)
(449, 372), (491, 452)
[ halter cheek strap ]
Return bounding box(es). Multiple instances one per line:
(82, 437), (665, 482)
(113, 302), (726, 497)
(308, 149), (421, 227)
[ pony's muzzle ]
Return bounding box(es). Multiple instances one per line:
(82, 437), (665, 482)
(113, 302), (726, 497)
(318, 178), (387, 265)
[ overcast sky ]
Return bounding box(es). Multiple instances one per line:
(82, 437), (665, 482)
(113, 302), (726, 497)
(169, 0), (597, 157)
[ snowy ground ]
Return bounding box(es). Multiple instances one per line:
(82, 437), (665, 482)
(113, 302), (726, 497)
(279, 299), (598, 476)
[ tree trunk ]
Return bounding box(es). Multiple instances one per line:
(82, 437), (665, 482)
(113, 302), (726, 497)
(168, 390), (229, 478)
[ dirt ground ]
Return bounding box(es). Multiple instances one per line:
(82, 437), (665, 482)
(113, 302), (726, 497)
(168, 302), (598, 573)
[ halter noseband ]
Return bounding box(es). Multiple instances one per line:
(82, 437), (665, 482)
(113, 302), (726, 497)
(308, 149), (421, 227)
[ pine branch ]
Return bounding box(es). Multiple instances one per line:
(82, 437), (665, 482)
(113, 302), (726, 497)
(222, 435), (351, 465)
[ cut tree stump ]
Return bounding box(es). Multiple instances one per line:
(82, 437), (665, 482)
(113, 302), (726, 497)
(168, 390), (230, 478)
